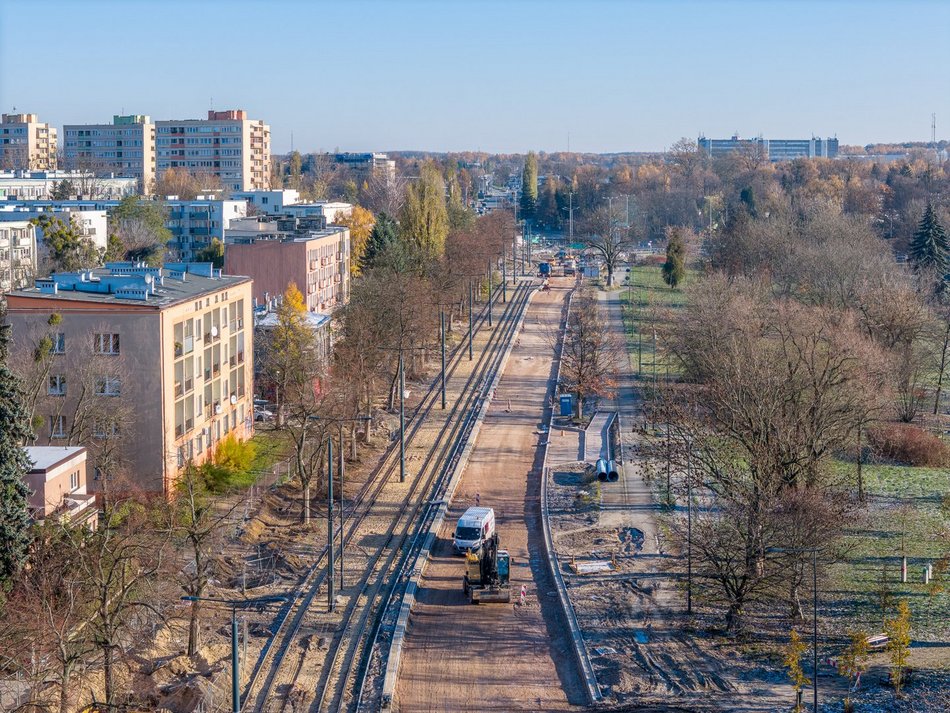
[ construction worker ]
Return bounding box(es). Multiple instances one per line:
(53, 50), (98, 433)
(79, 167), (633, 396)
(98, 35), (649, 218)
(475, 492), (480, 507)
(519, 584), (527, 606)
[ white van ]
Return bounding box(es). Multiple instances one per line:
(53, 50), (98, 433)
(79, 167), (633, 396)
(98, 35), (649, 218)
(453, 506), (495, 554)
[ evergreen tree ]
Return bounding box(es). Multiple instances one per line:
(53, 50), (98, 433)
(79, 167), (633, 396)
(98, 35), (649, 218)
(536, 176), (561, 231)
(521, 151), (538, 221)
(909, 202), (949, 275)
(361, 212), (400, 271)
(0, 323), (34, 587)
(662, 229), (687, 288)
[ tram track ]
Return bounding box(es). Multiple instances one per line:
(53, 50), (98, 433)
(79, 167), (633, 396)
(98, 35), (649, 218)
(243, 280), (533, 712)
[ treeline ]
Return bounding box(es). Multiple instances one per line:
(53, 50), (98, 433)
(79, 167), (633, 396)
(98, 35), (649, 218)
(652, 190), (950, 638)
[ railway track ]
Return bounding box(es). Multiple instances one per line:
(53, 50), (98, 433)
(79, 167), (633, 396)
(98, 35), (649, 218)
(242, 280), (533, 712)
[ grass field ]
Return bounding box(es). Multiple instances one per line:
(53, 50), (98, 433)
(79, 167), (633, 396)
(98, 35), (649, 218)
(827, 460), (950, 643)
(619, 265), (689, 378)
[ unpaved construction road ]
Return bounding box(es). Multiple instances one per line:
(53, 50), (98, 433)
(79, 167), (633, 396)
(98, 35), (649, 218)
(395, 280), (588, 712)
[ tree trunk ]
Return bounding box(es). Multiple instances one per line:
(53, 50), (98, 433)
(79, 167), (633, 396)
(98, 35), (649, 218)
(187, 598), (200, 657)
(725, 601), (745, 637)
(857, 425), (864, 502)
(302, 482), (311, 524)
(103, 643), (114, 706)
(933, 321), (950, 415)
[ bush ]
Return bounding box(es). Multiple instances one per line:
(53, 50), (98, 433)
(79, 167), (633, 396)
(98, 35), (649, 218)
(201, 434), (257, 491)
(867, 423), (950, 467)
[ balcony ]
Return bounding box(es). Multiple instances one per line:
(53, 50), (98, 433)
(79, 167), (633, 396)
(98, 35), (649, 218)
(174, 382), (183, 398)
(229, 355), (236, 367)
(175, 424), (183, 438)
(184, 377), (193, 393)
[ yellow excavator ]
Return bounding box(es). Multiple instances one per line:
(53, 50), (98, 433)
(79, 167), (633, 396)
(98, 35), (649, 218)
(462, 532), (511, 603)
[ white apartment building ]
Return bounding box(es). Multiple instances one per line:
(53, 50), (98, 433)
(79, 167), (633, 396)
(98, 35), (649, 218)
(0, 198), (246, 262)
(0, 114), (57, 171)
(62, 115), (156, 193)
(0, 220), (37, 292)
(0, 170), (138, 200)
(156, 110), (270, 192)
(0, 206), (107, 275)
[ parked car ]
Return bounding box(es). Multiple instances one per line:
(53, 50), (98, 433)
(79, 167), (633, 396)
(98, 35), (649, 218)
(254, 406), (275, 422)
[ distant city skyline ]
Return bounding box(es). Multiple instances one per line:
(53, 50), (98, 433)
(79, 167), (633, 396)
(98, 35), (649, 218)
(2, 0), (949, 155)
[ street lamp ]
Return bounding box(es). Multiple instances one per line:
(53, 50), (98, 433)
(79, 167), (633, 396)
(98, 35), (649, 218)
(180, 595), (287, 713)
(769, 546), (822, 713)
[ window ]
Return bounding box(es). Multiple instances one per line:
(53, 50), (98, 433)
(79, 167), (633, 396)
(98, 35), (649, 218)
(94, 376), (121, 397)
(51, 332), (65, 354)
(94, 420), (119, 438)
(69, 470), (79, 491)
(48, 374), (66, 396)
(50, 415), (66, 438)
(93, 333), (120, 354)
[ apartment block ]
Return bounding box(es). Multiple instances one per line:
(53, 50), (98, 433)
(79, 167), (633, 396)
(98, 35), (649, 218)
(0, 114), (57, 171)
(224, 216), (350, 312)
(63, 115), (156, 193)
(156, 110), (270, 192)
(5, 262), (254, 496)
(0, 220), (37, 291)
(0, 198), (246, 262)
(0, 206), (107, 274)
(332, 152), (396, 183)
(698, 135), (839, 161)
(0, 170), (138, 200)
(23, 446), (97, 528)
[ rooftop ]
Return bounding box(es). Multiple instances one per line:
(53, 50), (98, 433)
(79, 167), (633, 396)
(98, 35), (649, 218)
(8, 262), (251, 307)
(24, 446), (86, 473)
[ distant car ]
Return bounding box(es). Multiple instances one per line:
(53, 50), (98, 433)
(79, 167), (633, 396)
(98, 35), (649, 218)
(254, 406), (275, 422)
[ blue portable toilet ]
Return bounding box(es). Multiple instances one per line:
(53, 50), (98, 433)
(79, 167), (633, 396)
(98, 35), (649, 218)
(559, 394), (574, 417)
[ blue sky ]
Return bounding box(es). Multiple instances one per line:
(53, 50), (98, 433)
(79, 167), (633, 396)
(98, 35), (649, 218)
(2, 0), (948, 154)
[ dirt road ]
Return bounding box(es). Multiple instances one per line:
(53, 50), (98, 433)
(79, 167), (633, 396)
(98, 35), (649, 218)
(395, 281), (587, 712)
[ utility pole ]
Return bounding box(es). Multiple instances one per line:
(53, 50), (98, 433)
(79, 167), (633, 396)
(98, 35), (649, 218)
(502, 244), (507, 303)
(399, 352), (405, 482)
(327, 437), (334, 612)
(487, 258), (493, 327)
(686, 435), (692, 615)
(468, 281), (474, 361)
(440, 309), (446, 409)
(568, 191), (574, 242)
(231, 608), (239, 711)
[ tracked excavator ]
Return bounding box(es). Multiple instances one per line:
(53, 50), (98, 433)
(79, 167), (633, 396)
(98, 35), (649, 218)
(462, 532), (511, 603)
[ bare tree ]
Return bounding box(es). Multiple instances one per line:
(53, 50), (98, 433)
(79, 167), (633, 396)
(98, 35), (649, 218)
(70, 501), (171, 708)
(2, 522), (97, 713)
(580, 203), (635, 286)
(556, 288), (623, 419)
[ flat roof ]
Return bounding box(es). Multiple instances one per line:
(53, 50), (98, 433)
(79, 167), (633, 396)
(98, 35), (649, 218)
(24, 446), (85, 473)
(8, 267), (252, 309)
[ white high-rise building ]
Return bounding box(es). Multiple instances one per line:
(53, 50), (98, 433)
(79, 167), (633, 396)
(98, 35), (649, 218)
(0, 113), (57, 171)
(63, 115), (156, 193)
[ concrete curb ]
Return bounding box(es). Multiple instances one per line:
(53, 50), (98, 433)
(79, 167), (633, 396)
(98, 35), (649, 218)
(380, 284), (536, 709)
(540, 288), (603, 705)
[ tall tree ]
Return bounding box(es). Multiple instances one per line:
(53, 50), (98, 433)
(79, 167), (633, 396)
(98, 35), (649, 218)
(361, 212), (400, 272)
(909, 202), (949, 276)
(521, 151), (538, 221)
(0, 324), (33, 588)
(334, 205), (376, 275)
(400, 161), (448, 258)
(662, 228), (687, 288)
(580, 203), (634, 286)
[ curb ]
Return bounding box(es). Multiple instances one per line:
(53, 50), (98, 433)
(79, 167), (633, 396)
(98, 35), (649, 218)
(540, 288), (603, 704)
(380, 284), (536, 709)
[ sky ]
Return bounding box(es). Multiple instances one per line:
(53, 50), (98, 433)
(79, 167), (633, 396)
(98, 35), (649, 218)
(2, 0), (949, 155)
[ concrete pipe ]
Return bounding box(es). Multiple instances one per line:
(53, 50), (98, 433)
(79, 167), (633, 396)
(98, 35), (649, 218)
(607, 460), (621, 482)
